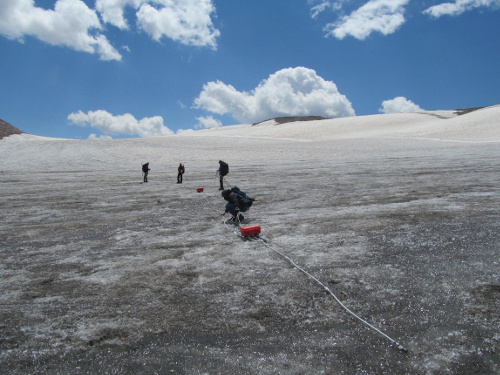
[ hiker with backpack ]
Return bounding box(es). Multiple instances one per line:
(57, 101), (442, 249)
(218, 160), (229, 190)
(177, 163), (185, 183)
(142, 162), (150, 182)
(221, 186), (254, 223)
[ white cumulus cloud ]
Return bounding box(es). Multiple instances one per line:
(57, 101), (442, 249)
(0, 0), (219, 59)
(96, 0), (220, 48)
(195, 116), (222, 129)
(423, 0), (500, 18)
(0, 0), (122, 61)
(325, 0), (409, 40)
(194, 67), (355, 124)
(95, 0), (219, 47)
(95, 0), (138, 30)
(68, 110), (174, 137)
(379, 97), (423, 113)
(136, 0), (220, 48)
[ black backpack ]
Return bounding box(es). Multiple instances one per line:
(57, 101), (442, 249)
(219, 161), (229, 176)
(231, 186), (254, 208)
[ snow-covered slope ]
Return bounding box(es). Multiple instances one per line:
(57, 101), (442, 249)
(188, 105), (500, 142)
(0, 107), (499, 374)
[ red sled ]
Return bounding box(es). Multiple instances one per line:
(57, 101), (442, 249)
(240, 225), (261, 237)
(196, 187), (204, 192)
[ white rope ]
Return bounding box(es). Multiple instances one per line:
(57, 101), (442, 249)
(200, 189), (408, 352)
(256, 237), (408, 352)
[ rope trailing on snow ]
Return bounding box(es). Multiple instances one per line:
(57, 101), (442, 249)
(254, 237), (408, 353)
(200, 190), (408, 352)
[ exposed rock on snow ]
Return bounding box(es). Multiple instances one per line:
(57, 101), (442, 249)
(0, 118), (24, 140)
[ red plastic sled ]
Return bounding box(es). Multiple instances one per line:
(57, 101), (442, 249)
(196, 187), (204, 192)
(240, 225), (261, 237)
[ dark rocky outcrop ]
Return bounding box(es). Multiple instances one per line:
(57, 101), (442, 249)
(454, 106), (486, 116)
(252, 116), (329, 126)
(0, 119), (24, 140)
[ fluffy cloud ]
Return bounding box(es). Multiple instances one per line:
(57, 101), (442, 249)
(379, 97), (423, 114)
(195, 116), (222, 129)
(325, 0), (409, 40)
(136, 0), (220, 48)
(194, 67), (355, 124)
(0, 0), (121, 61)
(312, 0), (498, 39)
(95, 0), (219, 48)
(423, 0), (500, 18)
(0, 0), (219, 59)
(68, 110), (174, 137)
(95, 0), (137, 30)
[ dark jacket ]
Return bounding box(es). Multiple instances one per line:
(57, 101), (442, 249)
(218, 160), (229, 176)
(221, 189), (239, 205)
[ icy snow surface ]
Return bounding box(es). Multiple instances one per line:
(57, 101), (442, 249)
(1, 107), (499, 373)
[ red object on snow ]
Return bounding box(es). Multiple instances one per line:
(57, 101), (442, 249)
(196, 187), (204, 192)
(240, 225), (261, 237)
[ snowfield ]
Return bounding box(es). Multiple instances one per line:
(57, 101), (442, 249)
(1, 107), (499, 374)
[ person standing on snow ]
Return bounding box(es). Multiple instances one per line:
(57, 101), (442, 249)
(218, 160), (229, 190)
(142, 162), (150, 182)
(177, 163), (185, 183)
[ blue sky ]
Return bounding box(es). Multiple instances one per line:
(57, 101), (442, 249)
(1, 0), (499, 139)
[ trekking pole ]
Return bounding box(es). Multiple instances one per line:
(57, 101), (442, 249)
(214, 171), (219, 188)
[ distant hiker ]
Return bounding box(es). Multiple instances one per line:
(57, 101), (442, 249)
(218, 160), (229, 190)
(142, 162), (150, 182)
(221, 186), (254, 223)
(177, 163), (185, 183)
